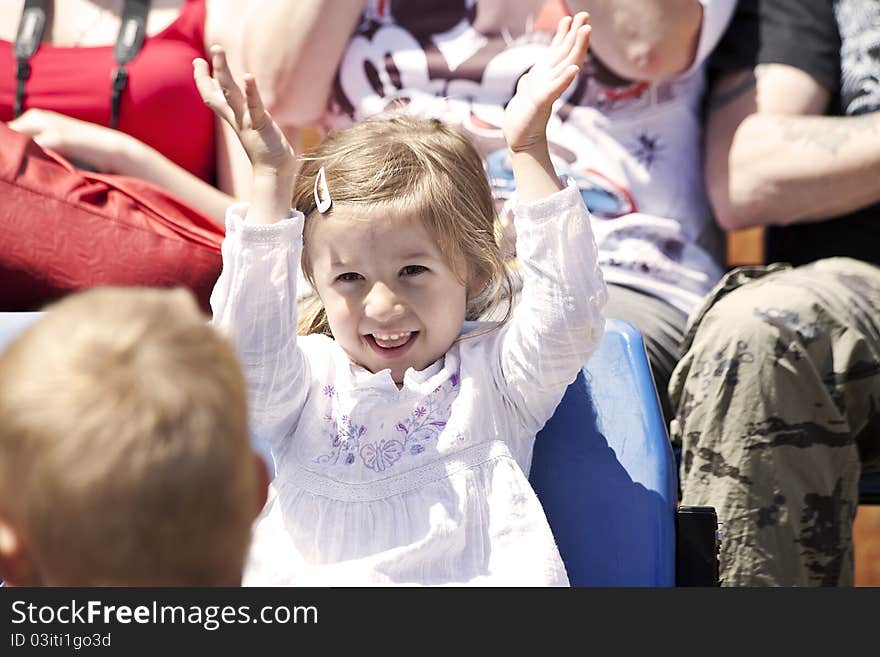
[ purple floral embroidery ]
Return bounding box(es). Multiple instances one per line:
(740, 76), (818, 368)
(313, 369), (461, 470)
(391, 381), (454, 459)
(314, 410), (367, 466)
(361, 440), (404, 472)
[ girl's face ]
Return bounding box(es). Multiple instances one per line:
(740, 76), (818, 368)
(307, 206), (469, 385)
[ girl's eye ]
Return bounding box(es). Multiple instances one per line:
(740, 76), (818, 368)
(400, 265), (428, 277)
(335, 272), (364, 283)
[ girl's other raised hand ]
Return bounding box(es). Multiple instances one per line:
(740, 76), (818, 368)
(502, 12), (591, 155)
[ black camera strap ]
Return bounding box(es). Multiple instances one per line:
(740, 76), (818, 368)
(12, 0), (48, 118)
(13, 0), (152, 128)
(110, 0), (149, 128)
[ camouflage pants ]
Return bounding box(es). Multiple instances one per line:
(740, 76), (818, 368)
(669, 258), (880, 586)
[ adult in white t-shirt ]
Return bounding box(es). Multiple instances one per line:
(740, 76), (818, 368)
(244, 0), (737, 421)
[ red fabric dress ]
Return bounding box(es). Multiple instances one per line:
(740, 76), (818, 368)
(0, 0), (223, 311)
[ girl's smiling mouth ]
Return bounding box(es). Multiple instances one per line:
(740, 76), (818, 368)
(365, 331), (418, 357)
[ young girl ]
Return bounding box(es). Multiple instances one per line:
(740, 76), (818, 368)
(195, 12), (605, 585)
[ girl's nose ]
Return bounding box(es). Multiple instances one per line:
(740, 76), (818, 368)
(364, 282), (405, 321)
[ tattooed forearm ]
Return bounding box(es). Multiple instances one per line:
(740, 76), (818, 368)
(777, 112), (880, 155)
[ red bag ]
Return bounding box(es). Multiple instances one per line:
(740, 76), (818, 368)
(0, 123), (224, 312)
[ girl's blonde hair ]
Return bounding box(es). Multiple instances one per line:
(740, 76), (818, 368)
(293, 115), (512, 336)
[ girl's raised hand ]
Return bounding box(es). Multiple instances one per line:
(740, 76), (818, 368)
(502, 12), (591, 155)
(193, 45), (295, 177)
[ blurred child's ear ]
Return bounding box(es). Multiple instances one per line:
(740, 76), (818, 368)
(0, 516), (39, 586)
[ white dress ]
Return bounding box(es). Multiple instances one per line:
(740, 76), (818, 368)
(210, 181), (607, 586)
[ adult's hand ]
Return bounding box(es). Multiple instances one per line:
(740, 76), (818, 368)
(8, 109), (129, 172)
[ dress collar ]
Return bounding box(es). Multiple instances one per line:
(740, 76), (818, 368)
(334, 343), (459, 397)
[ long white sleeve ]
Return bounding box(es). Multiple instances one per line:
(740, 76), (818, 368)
(209, 203), (311, 449)
(483, 180), (607, 438)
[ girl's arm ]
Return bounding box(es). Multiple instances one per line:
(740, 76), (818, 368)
(491, 14), (607, 435)
(195, 47), (310, 444)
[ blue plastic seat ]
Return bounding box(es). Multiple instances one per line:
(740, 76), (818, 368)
(529, 318), (678, 586)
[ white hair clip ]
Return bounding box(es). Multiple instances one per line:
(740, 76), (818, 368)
(313, 165), (332, 213)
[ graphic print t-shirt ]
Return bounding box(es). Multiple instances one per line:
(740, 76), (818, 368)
(324, 0), (736, 313)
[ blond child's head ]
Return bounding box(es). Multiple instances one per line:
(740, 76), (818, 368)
(294, 115), (512, 384)
(0, 287), (267, 586)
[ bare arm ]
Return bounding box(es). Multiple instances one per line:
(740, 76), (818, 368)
(242, 0), (365, 127)
(5, 0), (258, 224)
(706, 64), (880, 231)
(112, 136), (233, 220)
(108, 0), (264, 220)
(570, 0), (703, 80)
(7, 109), (234, 224)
